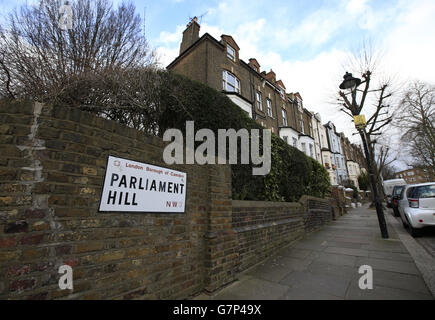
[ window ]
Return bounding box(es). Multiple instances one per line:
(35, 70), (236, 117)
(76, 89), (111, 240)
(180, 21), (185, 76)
(297, 98), (302, 112)
(279, 87), (285, 99)
(267, 99), (273, 117)
(293, 137), (297, 147)
(227, 45), (235, 61)
(282, 109), (288, 126)
(301, 143), (306, 154)
(256, 92), (263, 110)
(283, 136), (288, 144)
(309, 144), (314, 158)
(413, 184), (435, 198)
(299, 116), (304, 134)
(222, 70), (240, 93)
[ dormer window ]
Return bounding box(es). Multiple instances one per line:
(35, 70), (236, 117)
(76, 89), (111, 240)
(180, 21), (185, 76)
(223, 70), (240, 93)
(227, 45), (236, 61)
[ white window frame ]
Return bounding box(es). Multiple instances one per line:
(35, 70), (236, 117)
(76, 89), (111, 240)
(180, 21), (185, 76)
(282, 108), (288, 126)
(227, 45), (235, 61)
(222, 70), (240, 93)
(267, 99), (273, 117)
(279, 87), (285, 99)
(256, 91), (263, 110)
(297, 98), (303, 112)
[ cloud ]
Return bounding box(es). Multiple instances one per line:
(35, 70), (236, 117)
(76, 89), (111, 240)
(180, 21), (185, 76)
(153, 0), (435, 169)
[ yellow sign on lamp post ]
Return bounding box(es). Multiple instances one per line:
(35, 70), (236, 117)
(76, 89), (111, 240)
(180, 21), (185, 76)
(354, 114), (367, 129)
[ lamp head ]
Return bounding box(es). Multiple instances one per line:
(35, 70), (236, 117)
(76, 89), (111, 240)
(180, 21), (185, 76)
(339, 72), (362, 90)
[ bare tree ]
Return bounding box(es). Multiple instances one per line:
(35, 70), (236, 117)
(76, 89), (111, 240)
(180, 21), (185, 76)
(375, 141), (398, 181)
(0, 0), (156, 103)
(337, 45), (397, 200)
(394, 81), (435, 180)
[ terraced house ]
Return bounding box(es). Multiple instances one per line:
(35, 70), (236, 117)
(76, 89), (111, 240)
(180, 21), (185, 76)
(167, 18), (368, 187)
(167, 18), (316, 159)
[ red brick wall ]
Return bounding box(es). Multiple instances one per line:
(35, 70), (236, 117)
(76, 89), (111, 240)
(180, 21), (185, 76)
(0, 101), (235, 299)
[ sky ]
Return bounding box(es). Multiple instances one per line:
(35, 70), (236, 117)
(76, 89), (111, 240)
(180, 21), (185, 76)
(1, 0), (434, 170)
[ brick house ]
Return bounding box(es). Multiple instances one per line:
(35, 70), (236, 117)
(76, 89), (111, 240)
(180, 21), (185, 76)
(167, 18), (316, 158)
(395, 168), (431, 184)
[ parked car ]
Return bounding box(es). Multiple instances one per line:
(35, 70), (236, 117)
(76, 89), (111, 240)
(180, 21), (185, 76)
(391, 185), (406, 216)
(397, 182), (435, 237)
(383, 178), (407, 208)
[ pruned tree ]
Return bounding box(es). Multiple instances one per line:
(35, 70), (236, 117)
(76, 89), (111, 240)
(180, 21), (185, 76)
(394, 80), (435, 180)
(336, 44), (397, 203)
(0, 0), (157, 121)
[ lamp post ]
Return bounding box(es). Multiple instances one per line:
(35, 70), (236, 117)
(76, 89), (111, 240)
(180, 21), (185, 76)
(339, 72), (389, 239)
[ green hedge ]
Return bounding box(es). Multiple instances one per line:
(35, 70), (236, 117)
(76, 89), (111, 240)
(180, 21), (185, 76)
(156, 71), (331, 201)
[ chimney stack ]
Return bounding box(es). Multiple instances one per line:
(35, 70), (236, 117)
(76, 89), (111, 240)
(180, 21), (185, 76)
(180, 17), (200, 55)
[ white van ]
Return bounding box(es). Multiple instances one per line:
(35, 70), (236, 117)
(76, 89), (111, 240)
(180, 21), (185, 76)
(383, 178), (407, 207)
(383, 178), (407, 197)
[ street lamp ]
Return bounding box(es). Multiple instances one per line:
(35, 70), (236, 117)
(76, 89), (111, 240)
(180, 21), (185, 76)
(339, 72), (389, 239)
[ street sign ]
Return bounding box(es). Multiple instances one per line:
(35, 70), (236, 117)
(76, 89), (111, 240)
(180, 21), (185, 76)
(354, 115), (367, 129)
(99, 155), (187, 213)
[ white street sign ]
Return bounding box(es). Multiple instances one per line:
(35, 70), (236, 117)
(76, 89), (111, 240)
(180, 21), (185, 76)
(99, 156), (187, 213)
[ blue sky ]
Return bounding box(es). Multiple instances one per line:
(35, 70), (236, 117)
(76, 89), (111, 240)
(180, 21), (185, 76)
(1, 0), (435, 168)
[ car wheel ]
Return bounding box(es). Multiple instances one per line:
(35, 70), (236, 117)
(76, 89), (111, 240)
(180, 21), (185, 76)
(405, 217), (420, 237)
(400, 215), (407, 228)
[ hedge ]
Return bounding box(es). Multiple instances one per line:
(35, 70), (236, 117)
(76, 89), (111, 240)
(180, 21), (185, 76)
(156, 71), (331, 201)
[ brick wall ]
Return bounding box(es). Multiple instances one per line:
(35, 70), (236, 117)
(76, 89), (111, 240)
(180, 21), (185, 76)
(299, 195), (334, 233)
(0, 101), (236, 299)
(232, 201), (304, 272)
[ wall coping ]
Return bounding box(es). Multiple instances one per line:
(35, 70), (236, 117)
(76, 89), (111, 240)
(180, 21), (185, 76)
(232, 200), (301, 208)
(298, 195), (330, 204)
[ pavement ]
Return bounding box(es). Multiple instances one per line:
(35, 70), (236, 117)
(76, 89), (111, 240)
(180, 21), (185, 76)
(196, 203), (435, 300)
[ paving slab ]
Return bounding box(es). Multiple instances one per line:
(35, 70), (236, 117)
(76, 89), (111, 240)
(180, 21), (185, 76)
(280, 271), (350, 298)
(371, 269), (432, 295)
(324, 246), (369, 257)
(368, 250), (414, 262)
(307, 261), (359, 281)
(212, 277), (289, 300)
(355, 257), (421, 275)
(313, 251), (357, 267)
(278, 247), (313, 259)
(345, 280), (433, 300)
